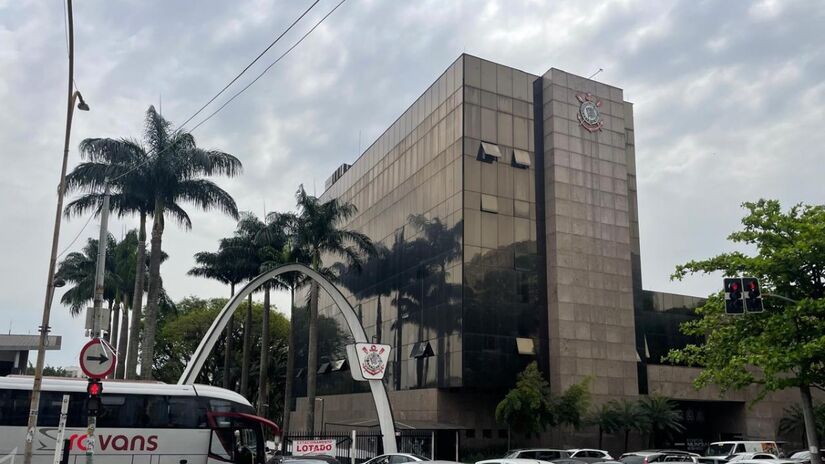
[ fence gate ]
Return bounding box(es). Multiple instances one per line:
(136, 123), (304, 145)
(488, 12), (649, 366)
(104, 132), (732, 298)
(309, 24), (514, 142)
(397, 430), (434, 459)
(284, 432), (384, 464)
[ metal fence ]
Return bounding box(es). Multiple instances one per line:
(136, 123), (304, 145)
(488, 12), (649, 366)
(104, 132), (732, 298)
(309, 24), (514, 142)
(283, 430), (437, 464)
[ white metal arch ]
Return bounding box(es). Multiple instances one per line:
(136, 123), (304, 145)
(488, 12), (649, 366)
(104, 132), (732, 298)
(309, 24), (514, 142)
(177, 262), (397, 453)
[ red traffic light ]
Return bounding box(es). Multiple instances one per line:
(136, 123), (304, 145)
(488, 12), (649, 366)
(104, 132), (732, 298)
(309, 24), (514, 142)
(87, 380), (103, 396)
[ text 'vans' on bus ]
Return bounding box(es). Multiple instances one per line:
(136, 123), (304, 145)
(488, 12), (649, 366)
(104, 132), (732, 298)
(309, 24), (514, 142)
(0, 376), (279, 464)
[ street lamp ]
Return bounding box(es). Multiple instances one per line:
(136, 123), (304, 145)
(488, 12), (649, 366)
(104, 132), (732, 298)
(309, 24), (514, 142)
(23, 1), (89, 463)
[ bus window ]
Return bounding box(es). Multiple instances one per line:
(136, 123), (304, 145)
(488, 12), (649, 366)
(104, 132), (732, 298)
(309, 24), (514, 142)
(0, 389), (29, 426)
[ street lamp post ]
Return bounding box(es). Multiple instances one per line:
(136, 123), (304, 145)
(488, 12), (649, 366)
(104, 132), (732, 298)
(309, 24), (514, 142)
(23, 0), (88, 462)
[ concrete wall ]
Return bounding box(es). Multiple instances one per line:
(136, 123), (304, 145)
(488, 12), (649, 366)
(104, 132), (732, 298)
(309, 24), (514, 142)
(540, 68), (638, 398)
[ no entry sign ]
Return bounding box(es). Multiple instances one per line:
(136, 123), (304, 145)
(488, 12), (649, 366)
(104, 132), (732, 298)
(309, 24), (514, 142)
(293, 439), (336, 456)
(79, 338), (116, 379)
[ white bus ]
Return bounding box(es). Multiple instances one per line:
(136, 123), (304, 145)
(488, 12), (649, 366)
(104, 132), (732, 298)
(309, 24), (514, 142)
(0, 376), (279, 464)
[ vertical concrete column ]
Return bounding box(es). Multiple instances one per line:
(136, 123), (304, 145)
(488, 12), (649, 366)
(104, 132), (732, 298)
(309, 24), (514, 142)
(540, 68), (638, 398)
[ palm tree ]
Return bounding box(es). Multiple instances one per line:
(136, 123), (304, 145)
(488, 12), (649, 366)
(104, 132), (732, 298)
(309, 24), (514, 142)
(612, 398), (647, 453)
(291, 185), (374, 433)
(188, 241), (247, 389)
(779, 403), (825, 446)
(588, 402), (621, 449)
(66, 128), (165, 379)
(110, 230), (139, 377)
(637, 395), (684, 448)
(135, 106), (242, 380)
(55, 235), (119, 315)
(224, 212), (290, 414)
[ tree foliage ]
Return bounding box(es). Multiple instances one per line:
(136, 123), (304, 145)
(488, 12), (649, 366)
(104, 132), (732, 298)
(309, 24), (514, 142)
(666, 200), (825, 397)
(152, 296), (289, 420)
(495, 362), (592, 435)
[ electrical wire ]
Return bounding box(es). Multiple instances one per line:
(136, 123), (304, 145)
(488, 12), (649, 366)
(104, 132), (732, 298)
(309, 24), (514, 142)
(62, 0), (348, 255)
(109, 0), (348, 183)
(57, 212), (95, 258)
(178, 0), (321, 129)
(190, 0), (348, 132)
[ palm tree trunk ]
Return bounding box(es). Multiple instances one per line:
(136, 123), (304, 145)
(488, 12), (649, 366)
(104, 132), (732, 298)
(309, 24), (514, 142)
(140, 205), (164, 380)
(306, 279), (319, 434)
(116, 297), (129, 379)
(223, 283), (235, 390)
(107, 300), (120, 345)
(624, 429), (630, 453)
(257, 285), (271, 415)
(110, 299), (120, 351)
(282, 284), (296, 438)
(241, 292), (252, 397)
(126, 211), (147, 379)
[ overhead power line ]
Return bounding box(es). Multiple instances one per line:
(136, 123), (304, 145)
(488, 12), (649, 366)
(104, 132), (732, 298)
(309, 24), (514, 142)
(190, 0), (348, 132)
(61, 0), (349, 256)
(179, 0), (321, 129)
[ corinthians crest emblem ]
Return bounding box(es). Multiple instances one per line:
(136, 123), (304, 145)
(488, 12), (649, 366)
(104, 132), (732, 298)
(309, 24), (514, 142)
(361, 344), (386, 376)
(576, 93), (604, 132)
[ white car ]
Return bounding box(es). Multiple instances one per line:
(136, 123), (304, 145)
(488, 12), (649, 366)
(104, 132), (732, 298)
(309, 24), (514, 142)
(727, 454), (777, 463)
(477, 459), (556, 464)
(729, 460), (797, 464)
(569, 450), (614, 463)
(365, 454), (430, 464)
(504, 450), (572, 461)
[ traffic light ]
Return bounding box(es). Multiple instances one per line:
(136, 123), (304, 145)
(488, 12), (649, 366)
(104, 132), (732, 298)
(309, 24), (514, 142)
(742, 277), (764, 313)
(87, 378), (103, 416)
(723, 278), (744, 314)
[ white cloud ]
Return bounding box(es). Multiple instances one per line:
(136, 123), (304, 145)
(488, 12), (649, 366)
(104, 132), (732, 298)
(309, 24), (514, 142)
(1, 0), (823, 367)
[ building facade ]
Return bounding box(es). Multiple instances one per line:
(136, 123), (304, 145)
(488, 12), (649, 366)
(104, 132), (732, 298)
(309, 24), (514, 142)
(288, 55), (796, 455)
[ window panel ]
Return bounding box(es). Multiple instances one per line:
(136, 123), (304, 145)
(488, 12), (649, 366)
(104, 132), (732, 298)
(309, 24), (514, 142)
(513, 149), (532, 168)
(480, 194), (498, 213)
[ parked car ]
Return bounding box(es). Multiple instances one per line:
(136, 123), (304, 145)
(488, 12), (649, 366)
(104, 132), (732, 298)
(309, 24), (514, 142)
(568, 450), (614, 463)
(504, 450), (571, 461)
(364, 454), (430, 464)
(727, 453), (777, 462)
(790, 450), (825, 464)
(267, 456), (341, 464)
(478, 458), (557, 464)
(727, 460), (797, 464)
(620, 450), (700, 464)
(701, 442), (781, 463)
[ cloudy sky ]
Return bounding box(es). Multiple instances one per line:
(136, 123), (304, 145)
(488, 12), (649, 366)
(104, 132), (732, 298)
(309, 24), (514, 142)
(1, 0), (823, 367)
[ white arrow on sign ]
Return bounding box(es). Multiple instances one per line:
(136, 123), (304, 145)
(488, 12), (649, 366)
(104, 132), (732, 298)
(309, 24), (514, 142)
(79, 338), (116, 379)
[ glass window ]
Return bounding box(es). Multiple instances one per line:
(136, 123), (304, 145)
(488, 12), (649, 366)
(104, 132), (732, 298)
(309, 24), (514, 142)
(479, 142), (501, 161)
(513, 149), (532, 168)
(516, 338), (535, 355)
(481, 108), (497, 142)
(480, 194), (498, 213)
(0, 389), (30, 426)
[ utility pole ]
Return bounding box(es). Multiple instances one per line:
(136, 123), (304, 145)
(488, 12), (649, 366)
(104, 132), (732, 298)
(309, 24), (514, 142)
(86, 180), (111, 464)
(24, 0), (89, 462)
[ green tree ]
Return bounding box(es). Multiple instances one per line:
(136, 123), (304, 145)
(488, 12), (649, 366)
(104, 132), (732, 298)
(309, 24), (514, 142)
(136, 106), (242, 380)
(66, 135), (154, 379)
(152, 296), (289, 420)
(552, 376), (592, 429)
(637, 395), (684, 447)
(188, 241), (248, 390)
(291, 185), (374, 433)
(666, 200), (825, 461)
(495, 362), (591, 437)
(495, 362), (554, 435)
(611, 398), (647, 453)
(27, 365), (74, 377)
(587, 402), (621, 449)
(778, 403), (825, 446)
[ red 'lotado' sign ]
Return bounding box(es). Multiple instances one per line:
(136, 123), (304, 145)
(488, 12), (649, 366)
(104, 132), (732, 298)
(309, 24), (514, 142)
(293, 439), (336, 456)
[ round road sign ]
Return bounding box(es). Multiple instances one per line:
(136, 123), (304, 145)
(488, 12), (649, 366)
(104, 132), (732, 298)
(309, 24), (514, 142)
(79, 338), (116, 379)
